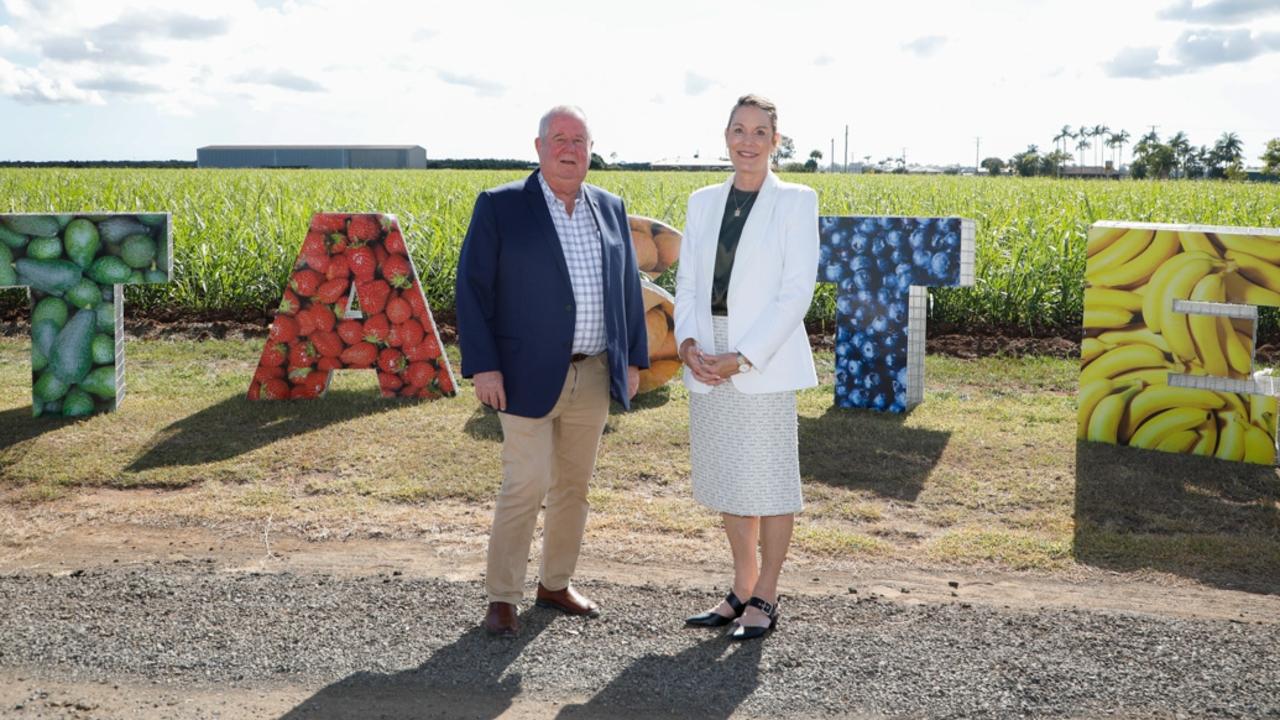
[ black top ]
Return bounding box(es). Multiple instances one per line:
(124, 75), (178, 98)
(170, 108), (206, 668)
(710, 186), (758, 316)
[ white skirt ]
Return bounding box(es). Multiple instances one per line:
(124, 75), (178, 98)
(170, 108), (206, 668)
(689, 316), (803, 516)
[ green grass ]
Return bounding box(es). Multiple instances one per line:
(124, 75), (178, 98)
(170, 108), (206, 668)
(2, 336), (1277, 587)
(4, 170), (1280, 334)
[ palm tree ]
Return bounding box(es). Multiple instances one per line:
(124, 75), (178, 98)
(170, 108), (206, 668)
(1054, 125), (1075, 157)
(1093, 124), (1109, 167)
(1168, 131), (1191, 178)
(1076, 134), (1091, 168)
(1110, 129), (1131, 171)
(1217, 132), (1244, 166)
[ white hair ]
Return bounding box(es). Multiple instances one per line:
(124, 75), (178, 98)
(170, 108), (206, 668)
(538, 105), (591, 141)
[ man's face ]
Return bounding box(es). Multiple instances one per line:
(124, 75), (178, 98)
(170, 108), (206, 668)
(536, 113), (591, 192)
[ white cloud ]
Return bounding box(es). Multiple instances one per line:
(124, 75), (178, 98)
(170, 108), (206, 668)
(902, 35), (947, 58)
(0, 56), (103, 103)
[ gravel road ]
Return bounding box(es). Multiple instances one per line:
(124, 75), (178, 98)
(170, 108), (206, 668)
(1, 565), (1278, 719)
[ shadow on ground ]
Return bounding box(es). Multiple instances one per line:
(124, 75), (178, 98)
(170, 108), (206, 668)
(126, 390), (408, 471)
(279, 617), (759, 720)
(0, 406), (68, 454)
(1073, 440), (1280, 594)
(799, 406), (951, 501)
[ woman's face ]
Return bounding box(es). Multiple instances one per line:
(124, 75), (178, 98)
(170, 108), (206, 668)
(725, 105), (779, 176)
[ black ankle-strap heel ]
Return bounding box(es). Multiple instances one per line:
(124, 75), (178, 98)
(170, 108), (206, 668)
(685, 590), (747, 627)
(728, 596), (779, 641)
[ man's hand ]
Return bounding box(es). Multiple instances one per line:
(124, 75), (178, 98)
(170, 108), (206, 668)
(473, 370), (506, 411)
(627, 365), (640, 399)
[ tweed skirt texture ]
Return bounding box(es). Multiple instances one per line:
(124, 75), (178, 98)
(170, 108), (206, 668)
(688, 316), (803, 516)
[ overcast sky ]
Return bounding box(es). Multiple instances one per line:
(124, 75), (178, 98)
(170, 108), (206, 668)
(1, 0), (1278, 166)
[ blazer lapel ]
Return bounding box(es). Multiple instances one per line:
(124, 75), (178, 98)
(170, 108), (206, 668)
(726, 171), (780, 304)
(524, 170), (572, 289)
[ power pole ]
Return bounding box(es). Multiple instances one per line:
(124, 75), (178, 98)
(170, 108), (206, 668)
(975, 137), (980, 175)
(844, 125), (849, 173)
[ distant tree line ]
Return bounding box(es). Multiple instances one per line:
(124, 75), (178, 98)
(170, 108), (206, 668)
(0, 160), (196, 168)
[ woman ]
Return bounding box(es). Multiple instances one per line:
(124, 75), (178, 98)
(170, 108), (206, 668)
(674, 94), (819, 640)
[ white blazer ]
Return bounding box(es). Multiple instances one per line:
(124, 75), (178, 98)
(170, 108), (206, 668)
(674, 171), (819, 394)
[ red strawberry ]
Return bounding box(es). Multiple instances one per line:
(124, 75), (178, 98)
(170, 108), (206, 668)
(269, 315), (299, 344)
(382, 255), (413, 289)
(377, 371), (403, 395)
(438, 372), (455, 395)
(357, 279), (390, 315)
(348, 247), (376, 282)
(291, 269), (322, 298)
(419, 332), (440, 357)
(329, 233), (348, 253)
(311, 330), (343, 358)
(297, 370), (328, 397)
(300, 231), (331, 273)
(326, 254), (350, 280)
(337, 319), (364, 345)
(385, 229), (407, 256)
(310, 214), (348, 234)
(363, 313), (390, 345)
(340, 341), (377, 368)
(254, 364), (285, 383)
(288, 364), (313, 383)
(289, 341), (318, 368)
(296, 307), (318, 337)
(405, 283), (428, 319)
(318, 356), (343, 372)
(262, 378), (290, 400)
(260, 342), (287, 367)
(416, 385), (440, 399)
(374, 244), (389, 267)
(348, 214), (381, 244)
(386, 296), (412, 325)
(378, 347), (406, 374)
(278, 289), (302, 316)
(309, 304), (335, 333)
(400, 319), (425, 348)
(315, 277), (350, 304)
(331, 296), (351, 317)
(247, 381), (261, 401)
(405, 361), (436, 388)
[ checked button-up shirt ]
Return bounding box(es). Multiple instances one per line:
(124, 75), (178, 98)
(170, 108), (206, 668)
(539, 173), (606, 356)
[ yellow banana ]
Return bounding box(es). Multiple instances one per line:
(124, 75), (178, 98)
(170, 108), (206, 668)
(1156, 429), (1200, 454)
(1217, 232), (1280, 264)
(1112, 367), (1175, 386)
(1087, 229), (1153, 276)
(1080, 343), (1171, 386)
(1222, 319), (1253, 377)
(1161, 260), (1218, 362)
(1187, 274), (1229, 376)
(1088, 230), (1181, 288)
(1129, 407), (1212, 450)
(1141, 251), (1215, 334)
(1086, 226), (1129, 258)
(1192, 418), (1218, 457)
(1249, 395), (1277, 431)
(1081, 337), (1108, 365)
(1084, 287), (1144, 312)
(1178, 231), (1222, 258)
(1084, 307), (1135, 329)
(1230, 315), (1255, 334)
(1214, 412), (1246, 462)
(1077, 378), (1115, 440)
(1087, 382), (1143, 444)
(1096, 328), (1172, 354)
(1122, 385), (1225, 441)
(1223, 270), (1280, 307)
(1242, 422), (1276, 465)
(1218, 392), (1247, 417)
(1225, 250), (1280, 294)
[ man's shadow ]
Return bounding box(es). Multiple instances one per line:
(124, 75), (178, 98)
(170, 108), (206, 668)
(1073, 440), (1280, 594)
(127, 389), (409, 471)
(799, 406), (951, 501)
(556, 635), (761, 719)
(279, 611), (554, 719)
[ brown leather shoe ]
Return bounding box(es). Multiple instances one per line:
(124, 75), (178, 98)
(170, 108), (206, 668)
(482, 601), (520, 637)
(535, 582), (600, 617)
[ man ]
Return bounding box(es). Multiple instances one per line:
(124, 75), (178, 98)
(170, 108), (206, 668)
(455, 105), (648, 637)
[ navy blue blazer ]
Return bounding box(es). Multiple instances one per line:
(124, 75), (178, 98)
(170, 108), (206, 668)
(455, 171), (649, 418)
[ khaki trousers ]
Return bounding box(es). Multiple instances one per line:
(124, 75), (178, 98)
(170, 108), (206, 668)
(486, 353), (610, 604)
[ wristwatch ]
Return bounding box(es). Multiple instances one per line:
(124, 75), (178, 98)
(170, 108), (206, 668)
(736, 352), (753, 374)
